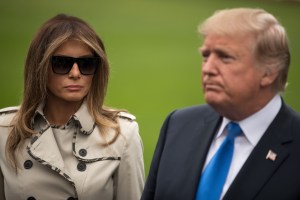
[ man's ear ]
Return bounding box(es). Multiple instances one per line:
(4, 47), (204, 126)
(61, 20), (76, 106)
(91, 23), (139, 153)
(260, 67), (279, 87)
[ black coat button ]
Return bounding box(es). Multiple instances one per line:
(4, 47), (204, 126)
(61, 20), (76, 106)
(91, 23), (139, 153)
(24, 160), (33, 169)
(27, 197), (36, 200)
(79, 149), (87, 157)
(77, 162), (86, 172)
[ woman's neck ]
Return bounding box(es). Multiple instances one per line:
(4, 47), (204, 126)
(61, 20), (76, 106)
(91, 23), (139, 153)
(44, 99), (83, 125)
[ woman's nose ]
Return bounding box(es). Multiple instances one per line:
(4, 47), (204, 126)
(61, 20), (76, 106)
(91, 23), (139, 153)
(68, 63), (81, 78)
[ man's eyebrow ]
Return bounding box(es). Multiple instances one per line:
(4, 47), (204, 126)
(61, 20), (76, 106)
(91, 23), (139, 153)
(199, 46), (209, 54)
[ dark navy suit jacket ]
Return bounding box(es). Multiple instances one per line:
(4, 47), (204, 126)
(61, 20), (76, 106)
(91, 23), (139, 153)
(141, 102), (300, 200)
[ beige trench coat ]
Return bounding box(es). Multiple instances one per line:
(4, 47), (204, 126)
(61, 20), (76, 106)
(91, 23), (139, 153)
(0, 103), (144, 200)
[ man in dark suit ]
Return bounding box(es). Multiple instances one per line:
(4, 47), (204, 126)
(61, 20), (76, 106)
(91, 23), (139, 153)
(141, 8), (300, 200)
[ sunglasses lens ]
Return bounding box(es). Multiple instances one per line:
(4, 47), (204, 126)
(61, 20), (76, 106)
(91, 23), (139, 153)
(52, 56), (73, 74)
(77, 57), (99, 75)
(51, 56), (99, 75)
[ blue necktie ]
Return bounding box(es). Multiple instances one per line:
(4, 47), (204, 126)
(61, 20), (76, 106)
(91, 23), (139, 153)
(195, 122), (242, 200)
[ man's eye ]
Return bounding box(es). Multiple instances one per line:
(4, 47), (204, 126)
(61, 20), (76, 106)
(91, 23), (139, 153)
(219, 53), (233, 62)
(201, 52), (209, 62)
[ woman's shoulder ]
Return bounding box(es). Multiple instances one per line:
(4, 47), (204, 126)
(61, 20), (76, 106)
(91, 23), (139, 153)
(115, 112), (142, 156)
(0, 106), (19, 126)
(117, 112), (139, 139)
(117, 111), (136, 121)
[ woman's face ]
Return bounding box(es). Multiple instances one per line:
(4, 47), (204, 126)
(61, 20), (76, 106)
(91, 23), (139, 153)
(47, 40), (95, 105)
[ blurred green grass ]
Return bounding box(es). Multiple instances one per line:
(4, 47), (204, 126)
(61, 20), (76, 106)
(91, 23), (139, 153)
(1, 0), (299, 177)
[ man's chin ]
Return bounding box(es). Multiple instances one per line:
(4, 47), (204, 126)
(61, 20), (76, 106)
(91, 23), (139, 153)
(205, 96), (225, 109)
(204, 93), (222, 104)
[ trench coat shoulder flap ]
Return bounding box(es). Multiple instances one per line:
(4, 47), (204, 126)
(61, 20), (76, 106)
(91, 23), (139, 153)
(118, 111), (136, 121)
(0, 106), (19, 126)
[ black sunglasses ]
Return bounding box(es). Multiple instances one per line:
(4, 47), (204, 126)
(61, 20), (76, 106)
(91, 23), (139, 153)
(51, 56), (100, 75)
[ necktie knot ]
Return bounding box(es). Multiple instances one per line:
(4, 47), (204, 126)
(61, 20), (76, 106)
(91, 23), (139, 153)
(226, 122), (242, 141)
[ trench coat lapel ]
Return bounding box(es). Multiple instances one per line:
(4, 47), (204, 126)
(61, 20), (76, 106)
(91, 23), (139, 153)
(28, 126), (65, 172)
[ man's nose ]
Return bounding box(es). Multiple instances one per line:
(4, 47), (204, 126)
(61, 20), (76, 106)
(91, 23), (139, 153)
(202, 55), (218, 76)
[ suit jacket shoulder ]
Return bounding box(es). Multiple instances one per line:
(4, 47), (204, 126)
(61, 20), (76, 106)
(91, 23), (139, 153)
(169, 104), (219, 125)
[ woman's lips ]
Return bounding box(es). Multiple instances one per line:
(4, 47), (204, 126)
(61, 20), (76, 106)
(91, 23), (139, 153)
(65, 85), (83, 91)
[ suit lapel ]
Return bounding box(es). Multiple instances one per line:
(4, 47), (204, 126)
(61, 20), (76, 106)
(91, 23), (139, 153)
(173, 107), (222, 199)
(155, 106), (222, 200)
(189, 114), (222, 196)
(224, 103), (293, 200)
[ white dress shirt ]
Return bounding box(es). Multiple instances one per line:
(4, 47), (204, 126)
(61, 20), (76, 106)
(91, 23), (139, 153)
(203, 94), (282, 199)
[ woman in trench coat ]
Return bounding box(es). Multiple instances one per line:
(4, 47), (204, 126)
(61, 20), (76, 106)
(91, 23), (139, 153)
(0, 14), (144, 200)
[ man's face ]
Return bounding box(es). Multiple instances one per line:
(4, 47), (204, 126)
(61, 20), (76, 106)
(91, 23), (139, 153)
(200, 34), (266, 118)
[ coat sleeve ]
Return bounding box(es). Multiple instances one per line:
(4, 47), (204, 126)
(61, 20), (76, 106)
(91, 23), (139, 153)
(0, 166), (5, 199)
(0, 107), (18, 200)
(141, 111), (175, 200)
(114, 120), (145, 200)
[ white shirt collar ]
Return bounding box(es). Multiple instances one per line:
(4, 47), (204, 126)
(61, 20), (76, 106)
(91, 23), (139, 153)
(217, 94), (282, 146)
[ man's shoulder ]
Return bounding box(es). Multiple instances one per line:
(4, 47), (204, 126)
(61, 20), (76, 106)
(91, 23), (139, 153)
(169, 104), (218, 122)
(174, 104), (216, 116)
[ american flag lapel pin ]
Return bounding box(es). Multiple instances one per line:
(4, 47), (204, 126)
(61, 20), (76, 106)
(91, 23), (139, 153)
(266, 150), (277, 161)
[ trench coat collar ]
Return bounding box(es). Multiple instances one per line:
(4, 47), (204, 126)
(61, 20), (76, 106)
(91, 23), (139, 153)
(31, 101), (95, 135)
(72, 102), (95, 135)
(28, 101), (98, 167)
